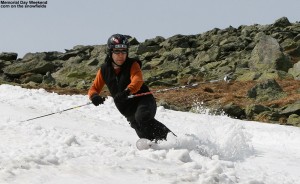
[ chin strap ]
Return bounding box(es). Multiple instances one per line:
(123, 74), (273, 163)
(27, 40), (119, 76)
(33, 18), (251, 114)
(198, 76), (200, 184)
(112, 60), (123, 67)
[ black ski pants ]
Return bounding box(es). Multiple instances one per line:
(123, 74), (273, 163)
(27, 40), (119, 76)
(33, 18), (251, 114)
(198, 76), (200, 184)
(126, 95), (170, 141)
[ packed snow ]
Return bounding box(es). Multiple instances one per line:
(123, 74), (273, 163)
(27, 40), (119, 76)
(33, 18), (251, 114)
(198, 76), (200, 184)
(0, 84), (299, 184)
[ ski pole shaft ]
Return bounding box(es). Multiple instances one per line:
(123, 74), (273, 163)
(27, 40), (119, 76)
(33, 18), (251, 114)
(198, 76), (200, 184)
(20, 102), (92, 122)
(127, 92), (153, 99)
(154, 83), (199, 93)
(127, 83), (199, 99)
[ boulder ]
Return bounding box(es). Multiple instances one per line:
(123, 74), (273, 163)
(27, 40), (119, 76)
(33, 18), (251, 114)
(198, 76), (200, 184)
(136, 44), (160, 55)
(20, 73), (43, 83)
(288, 61), (300, 80)
(3, 58), (56, 77)
(58, 46), (94, 60)
(22, 52), (61, 62)
(281, 38), (300, 58)
(0, 60), (12, 70)
(160, 34), (192, 50)
(144, 36), (165, 46)
(223, 103), (245, 119)
(128, 37), (140, 46)
(279, 101), (300, 116)
(144, 67), (178, 84)
(273, 17), (292, 28)
(286, 114), (300, 127)
(257, 70), (294, 81)
(191, 46), (220, 68)
(255, 111), (281, 123)
(247, 79), (286, 101)
(249, 33), (292, 72)
(245, 104), (271, 119)
(236, 71), (261, 81)
(51, 58), (99, 89)
(42, 71), (55, 84)
(0, 52), (18, 61)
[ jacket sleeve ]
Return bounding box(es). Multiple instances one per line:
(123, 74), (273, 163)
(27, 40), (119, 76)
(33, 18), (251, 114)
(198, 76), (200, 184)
(88, 69), (105, 99)
(127, 61), (144, 94)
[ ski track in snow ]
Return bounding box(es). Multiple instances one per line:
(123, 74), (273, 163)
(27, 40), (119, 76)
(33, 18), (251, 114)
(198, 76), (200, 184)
(0, 84), (300, 184)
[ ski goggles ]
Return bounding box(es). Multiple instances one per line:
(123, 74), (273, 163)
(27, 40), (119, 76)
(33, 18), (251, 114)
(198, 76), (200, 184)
(112, 49), (128, 54)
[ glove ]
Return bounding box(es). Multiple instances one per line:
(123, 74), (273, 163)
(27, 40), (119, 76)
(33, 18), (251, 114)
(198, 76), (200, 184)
(114, 89), (130, 103)
(91, 94), (105, 106)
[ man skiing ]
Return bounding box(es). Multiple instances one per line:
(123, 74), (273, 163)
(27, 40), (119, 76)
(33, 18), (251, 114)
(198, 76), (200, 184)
(88, 34), (172, 142)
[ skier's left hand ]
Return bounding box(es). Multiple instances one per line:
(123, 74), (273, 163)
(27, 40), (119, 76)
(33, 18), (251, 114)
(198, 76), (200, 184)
(114, 89), (130, 103)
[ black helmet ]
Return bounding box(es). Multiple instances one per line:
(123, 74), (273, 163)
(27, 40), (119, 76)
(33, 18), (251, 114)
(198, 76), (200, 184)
(107, 34), (129, 51)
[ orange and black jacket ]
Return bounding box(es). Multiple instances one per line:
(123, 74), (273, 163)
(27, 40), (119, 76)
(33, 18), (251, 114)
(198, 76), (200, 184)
(88, 58), (151, 116)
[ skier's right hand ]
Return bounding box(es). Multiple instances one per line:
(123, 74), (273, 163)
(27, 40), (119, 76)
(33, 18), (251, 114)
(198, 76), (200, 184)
(91, 94), (105, 106)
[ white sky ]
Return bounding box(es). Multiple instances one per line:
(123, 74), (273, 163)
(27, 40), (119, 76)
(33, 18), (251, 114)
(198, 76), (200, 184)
(0, 0), (299, 58)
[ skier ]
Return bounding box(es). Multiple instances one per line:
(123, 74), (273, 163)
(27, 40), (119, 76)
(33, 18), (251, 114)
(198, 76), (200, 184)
(88, 34), (172, 142)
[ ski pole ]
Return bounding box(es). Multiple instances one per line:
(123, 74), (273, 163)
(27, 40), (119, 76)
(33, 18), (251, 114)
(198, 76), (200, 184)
(153, 82), (199, 93)
(20, 102), (92, 122)
(127, 83), (199, 99)
(128, 92), (153, 99)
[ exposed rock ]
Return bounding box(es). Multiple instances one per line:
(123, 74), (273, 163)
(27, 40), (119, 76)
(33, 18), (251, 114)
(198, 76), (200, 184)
(43, 72), (55, 84)
(249, 32), (292, 72)
(144, 36), (165, 46)
(255, 111), (281, 123)
(288, 61), (300, 79)
(20, 73), (43, 83)
(247, 79), (286, 101)
(157, 99), (185, 111)
(0, 60), (13, 71)
(273, 17), (292, 27)
(160, 34), (193, 51)
(281, 38), (300, 59)
(128, 37), (140, 45)
(279, 101), (300, 116)
(58, 46), (93, 60)
(223, 103), (245, 119)
(257, 70), (293, 81)
(22, 52), (61, 62)
(0, 60), (4, 70)
(287, 114), (300, 127)
(3, 58), (56, 77)
(236, 71), (261, 81)
(245, 104), (271, 119)
(51, 56), (99, 88)
(136, 44), (161, 55)
(191, 46), (220, 68)
(0, 52), (18, 61)
(2, 17), (300, 126)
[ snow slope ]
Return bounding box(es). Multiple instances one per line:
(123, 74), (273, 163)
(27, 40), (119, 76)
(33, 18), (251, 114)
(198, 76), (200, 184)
(0, 84), (299, 184)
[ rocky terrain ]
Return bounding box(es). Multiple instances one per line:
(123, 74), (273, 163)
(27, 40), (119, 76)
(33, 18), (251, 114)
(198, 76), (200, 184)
(1, 17), (300, 126)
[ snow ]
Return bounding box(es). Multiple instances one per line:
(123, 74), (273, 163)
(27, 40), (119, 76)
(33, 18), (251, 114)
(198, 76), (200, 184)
(0, 84), (299, 184)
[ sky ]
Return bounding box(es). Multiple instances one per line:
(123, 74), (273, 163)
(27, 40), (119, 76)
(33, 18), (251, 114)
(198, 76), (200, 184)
(0, 0), (299, 58)
(1, 84), (300, 184)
